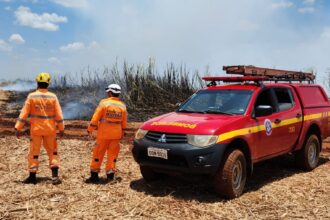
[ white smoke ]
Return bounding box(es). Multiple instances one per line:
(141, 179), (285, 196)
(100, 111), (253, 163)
(62, 102), (93, 119)
(0, 79), (35, 91)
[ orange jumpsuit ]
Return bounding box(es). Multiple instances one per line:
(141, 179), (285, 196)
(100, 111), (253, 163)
(87, 97), (127, 174)
(15, 89), (64, 173)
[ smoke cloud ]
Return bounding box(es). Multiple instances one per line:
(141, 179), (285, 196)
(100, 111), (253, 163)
(0, 79), (35, 91)
(62, 102), (93, 120)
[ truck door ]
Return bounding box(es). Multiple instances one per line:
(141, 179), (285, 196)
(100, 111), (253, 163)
(253, 87), (301, 159)
(253, 88), (280, 158)
(271, 86), (303, 153)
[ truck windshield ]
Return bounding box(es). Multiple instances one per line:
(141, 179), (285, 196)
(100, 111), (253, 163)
(177, 90), (253, 115)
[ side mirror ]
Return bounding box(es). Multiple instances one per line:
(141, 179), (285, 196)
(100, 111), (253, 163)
(255, 105), (273, 117)
(175, 102), (182, 107)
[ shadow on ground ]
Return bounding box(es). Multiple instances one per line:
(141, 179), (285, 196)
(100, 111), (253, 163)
(130, 155), (330, 202)
(13, 176), (52, 185)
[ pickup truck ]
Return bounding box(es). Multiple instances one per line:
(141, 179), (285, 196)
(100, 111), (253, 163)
(132, 66), (330, 199)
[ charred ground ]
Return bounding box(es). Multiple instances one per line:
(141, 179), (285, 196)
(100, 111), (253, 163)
(0, 90), (329, 219)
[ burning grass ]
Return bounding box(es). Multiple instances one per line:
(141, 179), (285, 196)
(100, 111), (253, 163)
(51, 60), (203, 121)
(2, 60), (204, 121)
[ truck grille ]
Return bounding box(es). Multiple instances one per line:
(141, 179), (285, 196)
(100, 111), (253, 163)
(145, 131), (187, 144)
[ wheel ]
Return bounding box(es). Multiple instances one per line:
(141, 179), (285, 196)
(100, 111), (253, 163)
(214, 149), (247, 199)
(140, 166), (160, 182)
(295, 134), (320, 171)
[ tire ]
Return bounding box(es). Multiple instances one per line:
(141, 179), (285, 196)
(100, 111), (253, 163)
(214, 149), (247, 199)
(295, 134), (320, 171)
(140, 166), (160, 182)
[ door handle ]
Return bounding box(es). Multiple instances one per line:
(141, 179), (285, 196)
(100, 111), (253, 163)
(274, 119), (281, 124)
(296, 113), (302, 118)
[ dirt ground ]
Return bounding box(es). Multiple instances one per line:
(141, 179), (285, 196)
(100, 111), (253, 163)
(0, 90), (329, 219)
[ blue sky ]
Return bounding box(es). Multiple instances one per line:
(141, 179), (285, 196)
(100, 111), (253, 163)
(0, 0), (330, 82)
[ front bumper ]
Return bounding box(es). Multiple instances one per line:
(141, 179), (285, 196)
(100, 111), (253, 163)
(132, 138), (228, 175)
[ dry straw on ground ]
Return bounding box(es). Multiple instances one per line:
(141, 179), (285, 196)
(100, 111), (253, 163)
(0, 135), (329, 219)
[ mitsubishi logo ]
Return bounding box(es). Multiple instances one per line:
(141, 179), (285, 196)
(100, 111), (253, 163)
(158, 134), (167, 143)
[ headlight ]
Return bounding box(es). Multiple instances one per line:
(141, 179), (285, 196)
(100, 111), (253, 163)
(187, 135), (218, 147)
(135, 129), (148, 140)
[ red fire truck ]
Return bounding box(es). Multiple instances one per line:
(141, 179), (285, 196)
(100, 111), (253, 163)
(132, 65), (330, 199)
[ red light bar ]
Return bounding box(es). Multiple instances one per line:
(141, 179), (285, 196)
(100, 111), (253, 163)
(202, 76), (269, 82)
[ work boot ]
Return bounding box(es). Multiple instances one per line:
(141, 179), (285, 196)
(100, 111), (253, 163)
(85, 171), (100, 184)
(51, 167), (61, 185)
(23, 172), (37, 184)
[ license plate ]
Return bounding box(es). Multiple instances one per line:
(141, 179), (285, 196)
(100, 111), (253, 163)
(147, 147), (168, 159)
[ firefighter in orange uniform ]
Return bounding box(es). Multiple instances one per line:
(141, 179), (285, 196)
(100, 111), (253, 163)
(86, 84), (127, 183)
(15, 72), (64, 185)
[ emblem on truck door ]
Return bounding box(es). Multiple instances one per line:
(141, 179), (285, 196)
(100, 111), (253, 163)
(264, 119), (272, 136)
(158, 134), (167, 143)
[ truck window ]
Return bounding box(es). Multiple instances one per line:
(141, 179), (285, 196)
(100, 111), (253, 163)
(178, 90), (253, 115)
(254, 89), (276, 112)
(273, 88), (294, 112)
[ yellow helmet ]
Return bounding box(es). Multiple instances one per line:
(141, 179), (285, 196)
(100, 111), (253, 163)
(36, 72), (51, 84)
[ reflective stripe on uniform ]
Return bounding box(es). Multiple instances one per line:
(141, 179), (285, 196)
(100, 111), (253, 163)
(29, 94), (56, 99)
(106, 169), (115, 174)
(90, 124), (98, 127)
(55, 119), (64, 123)
(101, 102), (126, 109)
(29, 114), (55, 119)
(99, 119), (122, 124)
(18, 118), (28, 123)
(29, 166), (38, 171)
(91, 169), (100, 173)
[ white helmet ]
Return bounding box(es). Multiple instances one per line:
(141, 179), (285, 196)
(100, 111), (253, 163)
(105, 84), (121, 94)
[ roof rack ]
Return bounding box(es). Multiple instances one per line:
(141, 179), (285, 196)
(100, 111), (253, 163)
(203, 65), (315, 87)
(223, 65), (315, 81)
